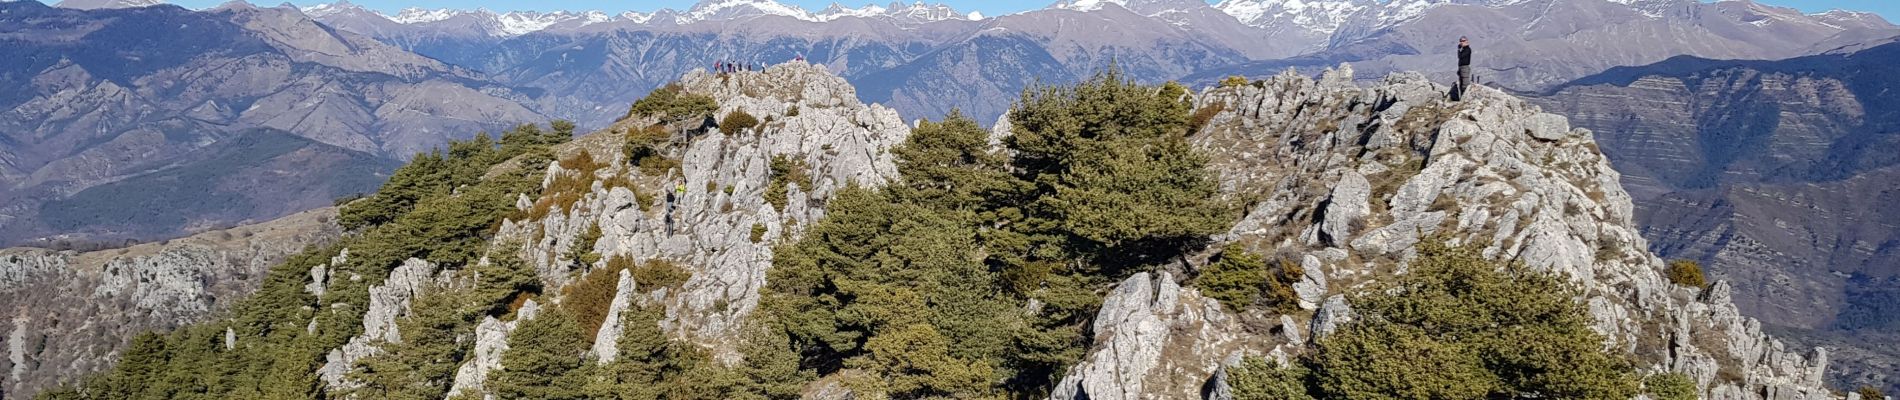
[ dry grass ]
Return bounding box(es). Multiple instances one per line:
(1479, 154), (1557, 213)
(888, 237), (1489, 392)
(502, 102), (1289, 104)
(562, 259), (632, 343)
(527, 150), (609, 219)
(1189, 102), (1227, 135)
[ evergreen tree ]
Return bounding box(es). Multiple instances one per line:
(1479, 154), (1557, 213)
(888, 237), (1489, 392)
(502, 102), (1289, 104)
(349, 290), (477, 400)
(1005, 68), (1232, 270)
(490, 308), (590, 400)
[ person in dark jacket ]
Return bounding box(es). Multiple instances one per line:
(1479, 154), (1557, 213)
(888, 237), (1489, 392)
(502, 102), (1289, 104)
(1455, 36), (1473, 101)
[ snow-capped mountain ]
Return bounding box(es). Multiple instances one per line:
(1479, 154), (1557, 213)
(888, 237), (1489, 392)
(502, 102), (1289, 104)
(1047, 0), (1214, 17)
(52, 0), (163, 9)
(301, 0), (975, 37)
(1214, 0), (1372, 39)
(815, 1), (979, 23)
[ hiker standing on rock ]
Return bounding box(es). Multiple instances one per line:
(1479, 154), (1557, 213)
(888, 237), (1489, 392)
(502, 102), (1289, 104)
(1455, 36), (1473, 101)
(667, 178), (686, 235)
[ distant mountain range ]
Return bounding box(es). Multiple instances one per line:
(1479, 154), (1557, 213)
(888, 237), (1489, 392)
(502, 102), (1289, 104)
(1531, 37), (1900, 395)
(4, 0), (1894, 248)
(0, 1), (537, 245)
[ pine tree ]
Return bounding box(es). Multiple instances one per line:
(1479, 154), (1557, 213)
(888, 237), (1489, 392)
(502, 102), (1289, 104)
(490, 308), (589, 400)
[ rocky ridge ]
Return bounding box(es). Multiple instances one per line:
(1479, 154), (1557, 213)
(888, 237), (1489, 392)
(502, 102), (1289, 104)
(1047, 66), (1836, 399)
(0, 208), (344, 397)
(2, 60), (1862, 399)
(301, 62), (915, 395)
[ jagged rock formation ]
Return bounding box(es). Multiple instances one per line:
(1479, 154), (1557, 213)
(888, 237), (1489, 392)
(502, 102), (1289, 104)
(0, 208), (342, 397)
(496, 62), (909, 357)
(317, 257), (443, 388)
(447, 299), (542, 398)
(336, 62), (919, 396)
(590, 269), (637, 363)
(1050, 272), (1254, 400)
(1048, 66), (1835, 399)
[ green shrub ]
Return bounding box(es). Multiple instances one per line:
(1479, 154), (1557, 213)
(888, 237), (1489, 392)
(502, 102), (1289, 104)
(1644, 373), (1698, 400)
(624, 124), (679, 177)
(1195, 245), (1304, 312)
(1228, 357), (1316, 400)
(1310, 239), (1640, 399)
(720, 110), (760, 134)
(750, 223), (768, 243)
(1667, 259), (1708, 288)
(764, 155), (811, 211)
(627, 83), (717, 125)
(632, 258), (690, 290)
(1220, 75), (1250, 88)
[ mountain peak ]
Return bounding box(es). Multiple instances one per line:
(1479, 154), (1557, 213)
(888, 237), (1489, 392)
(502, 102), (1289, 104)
(52, 0), (164, 9)
(685, 0), (818, 22)
(1048, 0), (1211, 16)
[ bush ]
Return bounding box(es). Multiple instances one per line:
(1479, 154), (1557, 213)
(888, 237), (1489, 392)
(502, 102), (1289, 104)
(1195, 245), (1302, 312)
(720, 110), (760, 134)
(632, 258), (690, 290)
(1644, 373), (1698, 400)
(1859, 386), (1887, 400)
(628, 83), (717, 125)
(1667, 259), (1708, 288)
(1228, 357), (1316, 400)
(1007, 67), (1233, 270)
(624, 124), (679, 177)
(1220, 75), (1250, 88)
(562, 259), (630, 343)
(750, 223), (768, 243)
(1189, 102), (1225, 135)
(764, 155), (811, 211)
(1310, 239), (1640, 399)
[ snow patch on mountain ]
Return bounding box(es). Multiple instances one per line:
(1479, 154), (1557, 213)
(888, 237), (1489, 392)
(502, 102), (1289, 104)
(1215, 0), (1370, 34)
(52, 0), (163, 9)
(815, 1), (973, 23)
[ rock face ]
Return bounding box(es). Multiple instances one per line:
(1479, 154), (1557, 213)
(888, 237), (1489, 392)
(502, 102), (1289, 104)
(498, 62), (909, 358)
(590, 269), (637, 364)
(1532, 40), (1900, 393)
(1050, 66), (1835, 399)
(318, 257), (443, 388)
(1050, 272), (1251, 400)
(0, 208), (342, 398)
(447, 299), (542, 399)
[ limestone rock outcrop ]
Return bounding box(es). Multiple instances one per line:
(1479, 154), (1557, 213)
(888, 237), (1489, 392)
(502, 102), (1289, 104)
(492, 61), (910, 362)
(0, 208), (342, 397)
(318, 257), (444, 388)
(1051, 65), (1836, 399)
(1050, 272), (1252, 400)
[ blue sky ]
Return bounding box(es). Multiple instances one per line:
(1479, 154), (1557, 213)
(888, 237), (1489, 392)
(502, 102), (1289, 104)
(130, 0), (1900, 20)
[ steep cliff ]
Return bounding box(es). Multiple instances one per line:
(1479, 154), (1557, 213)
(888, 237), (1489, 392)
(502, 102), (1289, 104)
(0, 208), (342, 397)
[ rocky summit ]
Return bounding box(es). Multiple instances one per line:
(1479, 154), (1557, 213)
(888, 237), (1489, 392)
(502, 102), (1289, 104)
(0, 61), (1861, 400)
